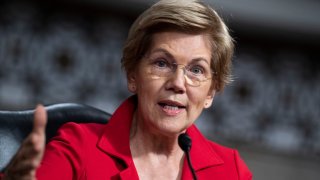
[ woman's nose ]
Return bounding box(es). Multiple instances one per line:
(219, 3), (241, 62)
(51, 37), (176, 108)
(165, 68), (187, 93)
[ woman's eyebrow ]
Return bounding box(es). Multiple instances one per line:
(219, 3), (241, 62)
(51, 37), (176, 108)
(191, 58), (210, 65)
(150, 48), (210, 65)
(150, 48), (174, 59)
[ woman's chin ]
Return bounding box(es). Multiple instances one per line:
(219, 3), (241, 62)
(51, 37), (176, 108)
(152, 121), (189, 137)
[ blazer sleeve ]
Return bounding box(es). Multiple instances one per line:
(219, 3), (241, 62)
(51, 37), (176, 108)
(234, 150), (253, 180)
(36, 122), (88, 180)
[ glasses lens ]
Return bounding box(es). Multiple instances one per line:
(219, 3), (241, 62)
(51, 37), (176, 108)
(148, 62), (210, 86)
(184, 75), (200, 86)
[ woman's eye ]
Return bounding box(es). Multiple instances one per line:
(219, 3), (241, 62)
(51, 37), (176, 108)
(190, 65), (204, 75)
(154, 59), (169, 68)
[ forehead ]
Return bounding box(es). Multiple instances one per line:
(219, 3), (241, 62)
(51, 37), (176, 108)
(148, 31), (212, 62)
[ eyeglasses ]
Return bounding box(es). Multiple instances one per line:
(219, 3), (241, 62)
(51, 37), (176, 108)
(146, 59), (216, 87)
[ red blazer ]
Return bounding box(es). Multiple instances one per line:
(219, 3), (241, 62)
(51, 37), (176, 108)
(2, 96), (252, 179)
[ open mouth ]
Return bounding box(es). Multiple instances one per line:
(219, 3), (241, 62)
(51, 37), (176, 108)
(158, 100), (186, 116)
(158, 103), (185, 109)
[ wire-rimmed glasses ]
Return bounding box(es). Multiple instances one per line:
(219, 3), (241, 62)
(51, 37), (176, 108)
(146, 59), (216, 87)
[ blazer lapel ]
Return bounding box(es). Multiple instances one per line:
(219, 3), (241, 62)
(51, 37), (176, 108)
(181, 125), (224, 179)
(97, 96), (139, 179)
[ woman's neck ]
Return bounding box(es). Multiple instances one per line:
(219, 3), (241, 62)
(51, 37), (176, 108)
(130, 111), (183, 155)
(129, 112), (185, 180)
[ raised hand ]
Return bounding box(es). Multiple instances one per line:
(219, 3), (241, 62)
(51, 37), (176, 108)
(4, 105), (47, 180)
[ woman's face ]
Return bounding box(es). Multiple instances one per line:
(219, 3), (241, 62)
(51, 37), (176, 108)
(128, 31), (215, 136)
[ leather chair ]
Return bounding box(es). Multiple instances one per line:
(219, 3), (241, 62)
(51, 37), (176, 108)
(0, 103), (111, 172)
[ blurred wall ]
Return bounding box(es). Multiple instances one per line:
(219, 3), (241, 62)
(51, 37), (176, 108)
(0, 0), (319, 179)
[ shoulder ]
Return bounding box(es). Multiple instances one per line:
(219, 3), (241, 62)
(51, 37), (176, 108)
(49, 122), (106, 143)
(205, 140), (235, 158)
(187, 125), (252, 179)
(206, 140), (253, 179)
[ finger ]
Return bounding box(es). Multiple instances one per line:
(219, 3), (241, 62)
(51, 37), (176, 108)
(4, 105), (47, 180)
(18, 133), (44, 159)
(33, 104), (47, 135)
(6, 134), (44, 180)
(8, 158), (38, 174)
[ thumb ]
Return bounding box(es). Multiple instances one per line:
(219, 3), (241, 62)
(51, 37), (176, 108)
(33, 104), (47, 135)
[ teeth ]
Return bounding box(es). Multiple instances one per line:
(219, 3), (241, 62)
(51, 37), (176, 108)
(164, 105), (179, 110)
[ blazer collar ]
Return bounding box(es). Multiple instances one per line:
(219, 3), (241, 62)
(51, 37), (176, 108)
(186, 125), (224, 171)
(97, 96), (137, 167)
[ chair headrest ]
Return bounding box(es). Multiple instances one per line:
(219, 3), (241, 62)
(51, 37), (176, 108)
(0, 103), (111, 172)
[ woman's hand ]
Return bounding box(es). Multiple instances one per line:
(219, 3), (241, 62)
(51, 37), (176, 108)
(4, 105), (47, 180)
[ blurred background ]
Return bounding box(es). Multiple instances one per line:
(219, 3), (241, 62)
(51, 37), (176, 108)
(0, 0), (319, 179)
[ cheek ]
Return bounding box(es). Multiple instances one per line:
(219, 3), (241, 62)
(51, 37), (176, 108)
(136, 68), (166, 95)
(189, 99), (205, 116)
(186, 86), (212, 121)
(137, 79), (157, 96)
(136, 77), (164, 108)
(188, 88), (208, 108)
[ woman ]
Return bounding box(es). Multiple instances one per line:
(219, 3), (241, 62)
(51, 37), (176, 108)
(2, 0), (252, 179)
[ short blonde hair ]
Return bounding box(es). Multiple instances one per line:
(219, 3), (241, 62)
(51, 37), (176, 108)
(121, 0), (234, 91)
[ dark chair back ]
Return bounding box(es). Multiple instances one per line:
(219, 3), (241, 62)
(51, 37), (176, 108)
(0, 103), (111, 172)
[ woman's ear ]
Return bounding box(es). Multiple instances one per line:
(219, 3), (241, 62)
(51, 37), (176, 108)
(204, 78), (219, 108)
(127, 72), (137, 93)
(204, 90), (216, 108)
